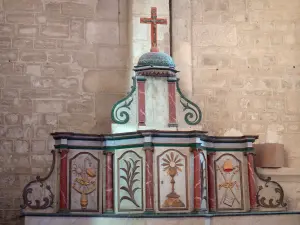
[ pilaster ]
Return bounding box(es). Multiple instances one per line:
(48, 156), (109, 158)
(104, 151), (114, 213)
(59, 149), (69, 212)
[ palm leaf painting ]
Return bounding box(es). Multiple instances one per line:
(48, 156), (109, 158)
(120, 158), (141, 207)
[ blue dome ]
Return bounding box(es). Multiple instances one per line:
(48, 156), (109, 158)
(136, 52), (175, 68)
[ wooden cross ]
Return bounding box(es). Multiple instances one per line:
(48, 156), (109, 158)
(140, 7), (167, 52)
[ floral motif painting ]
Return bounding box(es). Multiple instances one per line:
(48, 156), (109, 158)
(157, 149), (188, 211)
(69, 152), (100, 212)
(118, 150), (143, 211)
(215, 154), (243, 210)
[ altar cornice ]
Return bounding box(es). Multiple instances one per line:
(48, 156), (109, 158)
(51, 131), (258, 152)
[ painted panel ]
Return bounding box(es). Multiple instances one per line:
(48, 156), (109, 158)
(157, 149), (188, 211)
(215, 154), (244, 211)
(145, 77), (169, 129)
(69, 152), (100, 212)
(117, 150), (144, 212)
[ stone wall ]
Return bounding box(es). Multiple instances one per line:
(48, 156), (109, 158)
(174, 0), (300, 166)
(0, 0), (128, 224)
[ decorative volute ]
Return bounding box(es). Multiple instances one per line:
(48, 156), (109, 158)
(111, 7), (201, 134)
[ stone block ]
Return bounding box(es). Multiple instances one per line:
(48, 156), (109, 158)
(193, 69), (227, 89)
(0, 24), (14, 37)
(42, 63), (68, 77)
(31, 76), (55, 88)
(57, 40), (86, 50)
(40, 114), (57, 126)
(17, 25), (38, 37)
(193, 24), (237, 46)
(31, 154), (52, 167)
(95, 0), (119, 20)
(0, 197), (15, 209)
(48, 52), (71, 63)
(51, 90), (80, 99)
(262, 55), (276, 66)
(26, 64), (41, 76)
(0, 37), (11, 48)
(5, 113), (21, 125)
(266, 98), (285, 111)
(0, 12), (4, 23)
(202, 54), (231, 67)
(34, 39), (56, 49)
(20, 89), (50, 99)
(15, 63), (26, 75)
(70, 18), (84, 40)
(40, 25), (69, 38)
(20, 50), (47, 62)
(6, 13), (34, 24)
(0, 49), (17, 62)
(34, 100), (66, 113)
(254, 143), (285, 168)
(6, 76), (31, 88)
(67, 99), (94, 114)
(31, 140), (46, 153)
(260, 112), (278, 122)
(56, 78), (79, 89)
(59, 114), (95, 127)
(6, 126), (24, 138)
(73, 52), (96, 68)
(0, 140), (13, 153)
(61, 2), (94, 18)
(12, 38), (33, 48)
(22, 114), (38, 125)
(241, 122), (266, 133)
(15, 140), (29, 154)
(0, 113), (3, 125)
(97, 47), (127, 68)
(0, 76), (4, 88)
(203, 0), (229, 11)
(35, 126), (52, 138)
(83, 70), (128, 93)
(3, 0), (42, 11)
(96, 93), (128, 119)
(0, 126), (5, 137)
(0, 175), (20, 188)
(86, 21), (119, 44)
(44, 2), (61, 14)
(0, 99), (32, 113)
(286, 123), (300, 133)
(2, 89), (19, 99)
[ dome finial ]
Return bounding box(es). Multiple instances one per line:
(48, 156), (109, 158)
(140, 7), (167, 53)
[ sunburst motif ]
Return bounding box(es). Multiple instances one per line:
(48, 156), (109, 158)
(161, 152), (184, 175)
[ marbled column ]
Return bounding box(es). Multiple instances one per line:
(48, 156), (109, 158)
(59, 149), (68, 211)
(168, 80), (177, 126)
(207, 152), (216, 211)
(191, 148), (202, 211)
(105, 152), (114, 212)
(137, 79), (146, 126)
(144, 147), (154, 211)
(247, 153), (257, 210)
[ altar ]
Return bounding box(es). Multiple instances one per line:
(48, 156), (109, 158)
(19, 7), (294, 225)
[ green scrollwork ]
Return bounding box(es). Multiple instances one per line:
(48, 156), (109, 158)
(111, 77), (136, 124)
(176, 80), (202, 125)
